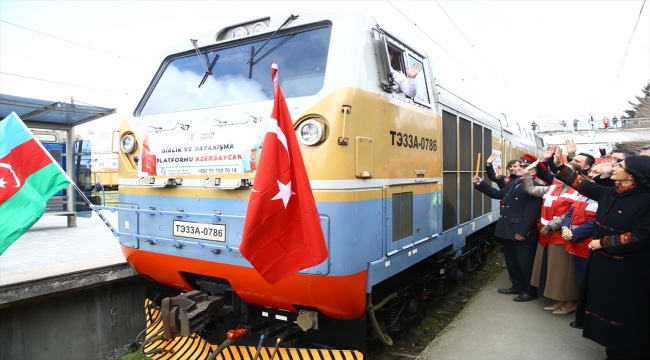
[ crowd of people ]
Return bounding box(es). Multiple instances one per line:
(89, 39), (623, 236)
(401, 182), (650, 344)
(531, 115), (630, 132)
(601, 116), (626, 129)
(472, 140), (650, 360)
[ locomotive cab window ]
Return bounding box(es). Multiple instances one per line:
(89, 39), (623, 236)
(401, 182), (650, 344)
(136, 25), (332, 116)
(388, 47), (405, 75)
(407, 54), (430, 105)
(376, 34), (431, 107)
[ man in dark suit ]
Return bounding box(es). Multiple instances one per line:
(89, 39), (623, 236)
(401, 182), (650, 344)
(473, 159), (543, 302)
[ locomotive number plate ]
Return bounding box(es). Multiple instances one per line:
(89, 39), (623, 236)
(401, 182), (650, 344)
(173, 220), (226, 242)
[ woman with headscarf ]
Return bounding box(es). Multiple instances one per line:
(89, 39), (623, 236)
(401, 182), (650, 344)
(555, 154), (650, 360)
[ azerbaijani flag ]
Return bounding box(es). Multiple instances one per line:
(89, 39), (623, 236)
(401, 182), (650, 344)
(0, 112), (71, 255)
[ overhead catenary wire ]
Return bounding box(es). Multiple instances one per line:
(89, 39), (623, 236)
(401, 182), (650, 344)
(434, 0), (505, 87)
(0, 72), (131, 95)
(612, 0), (647, 94)
(386, 1), (513, 122)
(385, 0), (487, 89)
(0, 50), (37, 61)
(0, 19), (150, 66)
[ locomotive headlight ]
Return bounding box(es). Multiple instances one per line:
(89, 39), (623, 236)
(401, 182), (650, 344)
(252, 22), (267, 34)
(232, 27), (249, 38)
(297, 119), (324, 145)
(120, 134), (136, 154)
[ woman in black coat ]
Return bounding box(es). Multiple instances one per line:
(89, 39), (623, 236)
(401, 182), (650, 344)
(555, 155), (650, 360)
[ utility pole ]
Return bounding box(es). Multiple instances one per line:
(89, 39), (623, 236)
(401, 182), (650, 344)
(588, 99), (596, 156)
(65, 96), (77, 227)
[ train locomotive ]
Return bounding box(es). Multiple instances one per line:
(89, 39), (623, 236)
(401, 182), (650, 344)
(106, 9), (544, 351)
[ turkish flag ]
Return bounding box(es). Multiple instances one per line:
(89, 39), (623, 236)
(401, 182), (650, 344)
(141, 134), (157, 176)
(240, 63), (328, 284)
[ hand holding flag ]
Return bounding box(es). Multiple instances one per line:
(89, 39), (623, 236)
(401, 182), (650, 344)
(240, 63), (328, 284)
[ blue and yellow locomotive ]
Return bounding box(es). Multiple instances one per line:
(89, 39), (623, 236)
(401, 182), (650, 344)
(110, 9), (543, 351)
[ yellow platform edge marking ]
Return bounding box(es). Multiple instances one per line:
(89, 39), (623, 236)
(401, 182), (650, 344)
(142, 299), (364, 360)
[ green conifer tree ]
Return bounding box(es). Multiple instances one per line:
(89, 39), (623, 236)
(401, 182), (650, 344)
(624, 81), (650, 118)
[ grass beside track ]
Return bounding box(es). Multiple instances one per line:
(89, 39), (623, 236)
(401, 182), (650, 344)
(114, 351), (147, 360)
(367, 246), (505, 360)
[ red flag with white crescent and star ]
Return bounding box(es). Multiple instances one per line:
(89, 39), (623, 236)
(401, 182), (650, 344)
(240, 63), (328, 285)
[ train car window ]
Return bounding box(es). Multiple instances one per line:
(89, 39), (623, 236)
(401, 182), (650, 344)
(49, 149), (62, 162)
(137, 26), (331, 116)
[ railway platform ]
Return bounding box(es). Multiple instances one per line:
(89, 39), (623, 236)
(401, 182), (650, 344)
(0, 210), (127, 299)
(0, 211), (147, 360)
(1, 210), (608, 360)
(418, 270), (606, 360)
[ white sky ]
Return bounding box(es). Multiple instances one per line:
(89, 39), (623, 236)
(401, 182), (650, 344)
(1, 0), (648, 135)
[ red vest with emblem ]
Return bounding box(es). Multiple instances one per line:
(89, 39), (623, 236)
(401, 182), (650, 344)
(539, 180), (578, 246)
(564, 196), (597, 258)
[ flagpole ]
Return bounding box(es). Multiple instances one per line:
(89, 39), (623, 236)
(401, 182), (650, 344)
(69, 182), (119, 237)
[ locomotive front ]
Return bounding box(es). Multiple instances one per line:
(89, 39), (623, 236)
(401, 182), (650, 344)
(113, 11), (380, 348)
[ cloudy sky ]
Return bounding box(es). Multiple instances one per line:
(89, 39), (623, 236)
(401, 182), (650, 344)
(1, 1), (648, 133)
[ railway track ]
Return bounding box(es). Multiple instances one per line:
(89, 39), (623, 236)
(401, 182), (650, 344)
(113, 245), (504, 360)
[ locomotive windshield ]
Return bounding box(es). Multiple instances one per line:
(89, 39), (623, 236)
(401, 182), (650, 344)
(137, 25), (331, 116)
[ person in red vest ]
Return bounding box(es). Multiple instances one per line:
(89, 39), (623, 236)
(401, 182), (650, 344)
(561, 161), (601, 289)
(561, 191), (598, 330)
(561, 195), (597, 283)
(522, 157), (581, 315)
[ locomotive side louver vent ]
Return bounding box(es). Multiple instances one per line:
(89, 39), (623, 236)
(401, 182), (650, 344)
(392, 192), (413, 242)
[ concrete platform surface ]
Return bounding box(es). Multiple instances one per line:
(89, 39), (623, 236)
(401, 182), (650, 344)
(0, 210), (124, 287)
(418, 271), (605, 360)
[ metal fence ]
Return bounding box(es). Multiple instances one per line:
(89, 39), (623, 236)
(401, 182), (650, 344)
(532, 118), (650, 133)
